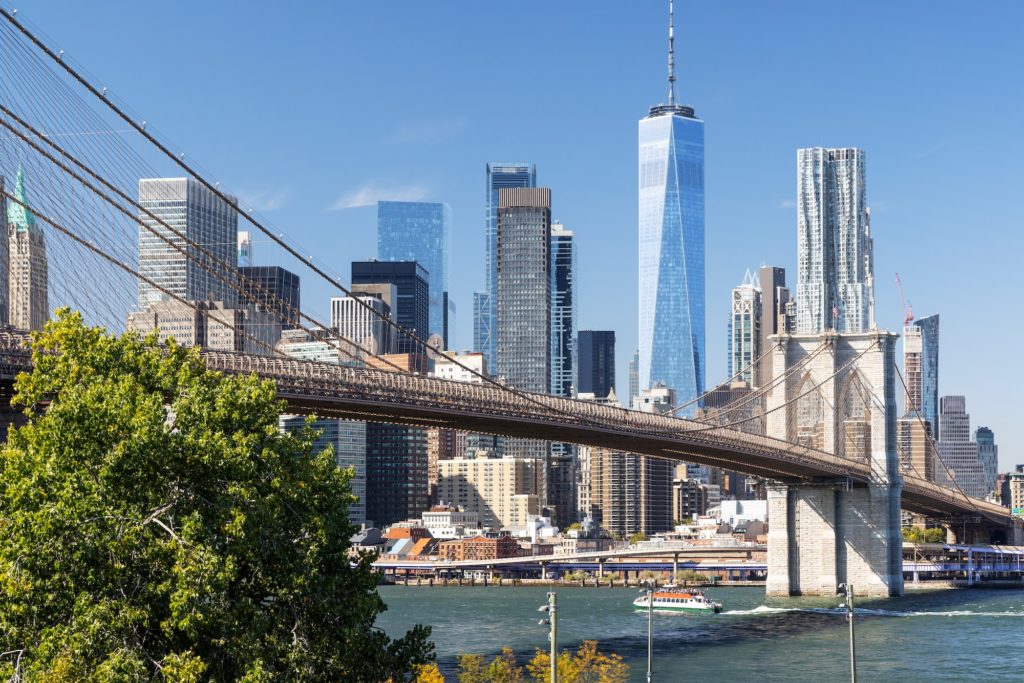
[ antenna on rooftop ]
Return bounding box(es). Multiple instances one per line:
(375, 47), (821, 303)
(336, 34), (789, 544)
(668, 0), (677, 106)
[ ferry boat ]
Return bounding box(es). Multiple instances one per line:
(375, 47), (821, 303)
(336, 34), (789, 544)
(632, 587), (722, 614)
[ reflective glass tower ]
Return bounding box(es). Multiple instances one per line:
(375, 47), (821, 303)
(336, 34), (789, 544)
(377, 201), (452, 346)
(480, 162), (535, 367)
(915, 314), (940, 436)
(638, 1), (705, 410)
(550, 221), (575, 399)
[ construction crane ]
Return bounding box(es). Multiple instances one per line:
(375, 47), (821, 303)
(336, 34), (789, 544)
(894, 272), (914, 326)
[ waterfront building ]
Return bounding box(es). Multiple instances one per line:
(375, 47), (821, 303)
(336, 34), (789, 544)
(437, 533), (519, 562)
(427, 428), (461, 505)
(795, 148), (874, 334)
(237, 230), (251, 267)
(1009, 466), (1024, 517)
(330, 291), (395, 356)
(238, 265), (300, 328)
(137, 177), (238, 310)
(496, 188), (551, 464)
(6, 168), (47, 330)
(638, 3), (705, 410)
(377, 201), (452, 347)
(366, 419), (429, 528)
(937, 396), (985, 498)
(729, 270), (761, 385)
(589, 445), (673, 538)
(280, 415), (366, 526)
(436, 453), (540, 530)
(578, 331), (616, 400)
(351, 260), (429, 355)
(672, 475), (709, 522)
(757, 266), (790, 387)
(479, 162), (536, 370)
(976, 427), (999, 500)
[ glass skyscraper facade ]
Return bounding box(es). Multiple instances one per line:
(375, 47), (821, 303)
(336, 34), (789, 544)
(577, 330), (616, 400)
(550, 221), (575, 399)
(915, 314), (940, 436)
(238, 265), (300, 327)
(795, 148), (874, 334)
(137, 177), (238, 311)
(377, 201), (452, 346)
(638, 106), (705, 410)
(479, 162), (535, 367)
(351, 261), (429, 355)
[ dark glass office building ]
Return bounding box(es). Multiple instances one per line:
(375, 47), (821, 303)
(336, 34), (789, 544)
(351, 260), (429, 354)
(578, 330), (616, 399)
(238, 265), (301, 326)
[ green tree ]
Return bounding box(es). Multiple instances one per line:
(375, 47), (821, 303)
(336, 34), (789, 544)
(628, 532), (648, 545)
(484, 647), (523, 682)
(0, 311), (432, 681)
(456, 654), (487, 683)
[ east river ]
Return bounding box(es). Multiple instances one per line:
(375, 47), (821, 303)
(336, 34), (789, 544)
(377, 585), (1024, 681)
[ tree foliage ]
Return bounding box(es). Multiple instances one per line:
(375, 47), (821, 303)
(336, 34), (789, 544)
(902, 526), (946, 544)
(0, 311), (432, 681)
(457, 642), (626, 683)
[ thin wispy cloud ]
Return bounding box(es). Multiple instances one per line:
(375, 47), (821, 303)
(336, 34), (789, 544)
(327, 182), (430, 211)
(777, 199), (796, 209)
(238, 189), (289, 212)
(386, 116), (468, 146)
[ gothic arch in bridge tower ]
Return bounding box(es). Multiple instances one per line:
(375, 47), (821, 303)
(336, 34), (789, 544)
(836, 369), (872, 464)
(790, 372), (824, 451)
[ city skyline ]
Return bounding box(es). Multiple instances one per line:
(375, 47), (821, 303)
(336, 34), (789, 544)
(13, 1), (1023, 466)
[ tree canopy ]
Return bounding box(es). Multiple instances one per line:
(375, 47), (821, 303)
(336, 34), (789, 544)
(0, 311), (432, 681)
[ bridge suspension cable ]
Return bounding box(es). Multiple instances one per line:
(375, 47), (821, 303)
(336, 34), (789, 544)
(0, 7), (584, 424)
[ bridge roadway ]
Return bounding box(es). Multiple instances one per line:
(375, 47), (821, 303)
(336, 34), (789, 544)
(0, 332), (1009, 522)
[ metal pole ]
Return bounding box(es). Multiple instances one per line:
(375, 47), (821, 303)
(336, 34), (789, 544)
(846, 584), (857, 683)
(647, 582), (654, 682)
(549, 591), (558, 683)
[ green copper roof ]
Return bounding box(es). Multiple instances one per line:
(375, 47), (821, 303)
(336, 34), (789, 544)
(7, 167), (38, 233)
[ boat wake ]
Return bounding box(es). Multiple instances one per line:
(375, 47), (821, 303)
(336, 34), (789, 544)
(723, 604), (1024, 618)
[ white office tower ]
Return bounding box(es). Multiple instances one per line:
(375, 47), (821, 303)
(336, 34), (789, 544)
(795, 148), (874, 334)
(137, 178), (239, 310)
(330, 291), (396, 356)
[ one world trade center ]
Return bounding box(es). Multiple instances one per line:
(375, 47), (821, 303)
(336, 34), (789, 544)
(638, 0), (705, 412)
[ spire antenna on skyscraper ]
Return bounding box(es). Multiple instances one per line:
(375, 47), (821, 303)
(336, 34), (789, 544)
(668, 0), (676, 107)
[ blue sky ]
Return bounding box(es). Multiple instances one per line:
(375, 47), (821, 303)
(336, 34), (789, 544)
(14, 1), (1024, 467)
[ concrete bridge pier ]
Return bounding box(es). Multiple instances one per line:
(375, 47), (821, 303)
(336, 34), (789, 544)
(766, 481), (903, 597)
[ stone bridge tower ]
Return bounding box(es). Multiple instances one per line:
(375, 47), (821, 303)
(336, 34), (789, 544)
(764, 330), (903, 597)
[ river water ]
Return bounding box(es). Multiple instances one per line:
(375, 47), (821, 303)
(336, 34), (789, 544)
(377, 585), (1024, 681)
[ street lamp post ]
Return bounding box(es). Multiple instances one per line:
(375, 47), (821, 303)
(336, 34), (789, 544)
(838, 583), (857, 683)
(538, 591), (558, 683)
(641, 581), (654, 682)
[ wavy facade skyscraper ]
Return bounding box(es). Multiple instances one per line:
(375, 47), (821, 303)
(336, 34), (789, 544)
(638, 1), (705, 410)
(795, 147), (874, 334)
